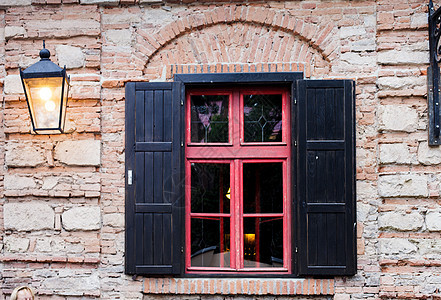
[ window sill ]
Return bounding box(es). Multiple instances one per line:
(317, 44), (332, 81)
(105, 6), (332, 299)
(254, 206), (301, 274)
(143, 278), (334, 296)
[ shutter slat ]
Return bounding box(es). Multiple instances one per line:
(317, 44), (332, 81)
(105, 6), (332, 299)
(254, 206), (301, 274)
(125, 82), (183, 275)
(296, 79), (356, 276)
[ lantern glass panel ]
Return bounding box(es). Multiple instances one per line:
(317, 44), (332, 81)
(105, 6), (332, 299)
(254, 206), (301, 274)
(23, 76), (65, 130)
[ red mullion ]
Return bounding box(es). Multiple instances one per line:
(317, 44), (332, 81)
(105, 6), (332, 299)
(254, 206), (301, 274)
(283, 159), (291, 272)
(237, 159), (244, 270)
(186, 89), (234, 146)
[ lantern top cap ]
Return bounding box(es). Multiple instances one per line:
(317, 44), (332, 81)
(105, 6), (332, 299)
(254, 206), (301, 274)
(20, 40), (66, 79)
(39, 40), (50, 60)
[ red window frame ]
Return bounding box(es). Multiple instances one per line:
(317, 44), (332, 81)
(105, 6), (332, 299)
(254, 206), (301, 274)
(185, 86), (291, 274)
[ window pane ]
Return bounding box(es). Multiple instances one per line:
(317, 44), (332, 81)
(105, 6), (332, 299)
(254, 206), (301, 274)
(191, 217), (230, 268)
(243, 163), (283, 214)
(244, 94), (283, 142)
(191, 95), (229, 143)
(191, 163), (230, 213)
(243, 217), (283, 268)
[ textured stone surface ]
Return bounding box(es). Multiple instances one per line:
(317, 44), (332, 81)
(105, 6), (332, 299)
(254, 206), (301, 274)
(3, 236), (30, 252)
(62, 207), (101, 231)
(104, 29), (132, 47)
(378, 211), (424, 231)
(56, 45), (85, 69)
(4, 75), (23, 94)
(80, 0), (118, 4)
(0, 0), (31, 7)
(379, 239), (418, 256)
(4, 174), (36, 190)
(378, 174), (428, 197)
(4, 26), (26, 39)
(379, 143), (412, 164)
(103, 213), (124, 227)
(379, 105), (419, 132)
(54, 140), (101, 166)
(418, 142), (441, 165)
(378, 50), (428, 65)
(426, 210), (441, 232)
(5, 142), (46, 167)
(41, 271), (100, 295)
(4, 203), (54, 231)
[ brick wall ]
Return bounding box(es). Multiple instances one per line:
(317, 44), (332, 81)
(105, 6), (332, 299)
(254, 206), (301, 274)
(0, 0), (440, 299)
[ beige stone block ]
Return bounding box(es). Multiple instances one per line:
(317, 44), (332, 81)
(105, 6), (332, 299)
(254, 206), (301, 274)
(4, 174), (36, 190)
(55, 140), (101, 166)
(4, 236), (30, 253)
(340, 52), (376, 66)
(62, 206), (101, 231)
(0, 0), (31, 7)
(418, 142), (441, 165)
(41, 271), (100, 295)
(105, 29), (132, 47)
(339, 26), (366, 39)
(426, 210), (441, 231)
(4, 75), (23, 94)
(4, 26), (26, 39)
(379, 105), (418, 132)
(80, 0), (118, 4)
(377, 76), (426, 90)
(378, 50), (428, 65)
(4, 202), (54, 231)
(56, 45), (85, 69)
(378, 211), (424, 231)
(379, 238), (417, 256)
(103, 213), (124, 227)
(378, 174), (428, 197)
(379, 143), (412, 164)
(5, 142), (46, 167)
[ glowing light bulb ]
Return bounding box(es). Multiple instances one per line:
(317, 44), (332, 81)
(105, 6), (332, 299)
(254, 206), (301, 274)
(39, 87), (52, 101)
(45, 100), (56, 112)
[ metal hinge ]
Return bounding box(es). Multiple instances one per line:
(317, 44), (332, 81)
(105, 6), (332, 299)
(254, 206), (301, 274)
(181, 246), (184, 253)
(128, 170), (133, 185)
(294, 98), (297, 105)
(294, 141), (297, 147)
(295, 247), (298, 253)
(181, 100), (184, 106)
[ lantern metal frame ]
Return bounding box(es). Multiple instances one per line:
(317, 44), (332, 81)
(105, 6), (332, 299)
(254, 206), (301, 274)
(19, 41), (70, 134)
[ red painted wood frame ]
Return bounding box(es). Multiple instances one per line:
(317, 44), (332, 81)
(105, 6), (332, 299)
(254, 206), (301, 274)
(185, 87), (291, 274)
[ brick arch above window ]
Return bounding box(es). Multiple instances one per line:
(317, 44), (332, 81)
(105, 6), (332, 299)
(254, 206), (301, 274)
(135, 5), (340, 67)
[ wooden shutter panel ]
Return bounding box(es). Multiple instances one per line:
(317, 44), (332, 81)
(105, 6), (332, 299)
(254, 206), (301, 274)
(125, 82), (183, 275)
(296, 80), (356, 276)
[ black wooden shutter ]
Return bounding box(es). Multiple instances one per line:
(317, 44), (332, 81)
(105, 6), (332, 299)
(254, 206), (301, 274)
(296, 80), (356, 276)
(125, 82), (183, 275)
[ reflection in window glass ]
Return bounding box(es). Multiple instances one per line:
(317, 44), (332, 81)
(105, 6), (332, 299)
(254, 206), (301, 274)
(191, 163), (230, 213)
(243, 217), (283, 268)
(191, 95), (229, 143)
(243, 163), (283, 214)
(244, 94), (283, 142)
(191, 217), (230, 268)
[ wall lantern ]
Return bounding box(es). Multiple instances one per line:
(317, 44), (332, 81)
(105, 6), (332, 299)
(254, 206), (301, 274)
(428, 0), (441, 145)
(20, 41), (69, 134)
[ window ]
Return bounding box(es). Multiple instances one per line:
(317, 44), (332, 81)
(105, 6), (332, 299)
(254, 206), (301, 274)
(125, 73), (356, 277)
(186, 87), (290, 273)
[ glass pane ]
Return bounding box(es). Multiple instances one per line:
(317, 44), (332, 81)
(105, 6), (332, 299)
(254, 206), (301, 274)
(244, 94), (283, 142)
(243, 163), (283, 214)
(243, 217), (283, 268)
(191, 163), (230, 213)
(191, 95), (229, 143)
(191, 217), (230, 268)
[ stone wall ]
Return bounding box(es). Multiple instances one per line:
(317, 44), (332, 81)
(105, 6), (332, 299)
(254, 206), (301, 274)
(0, 0), (440, 299)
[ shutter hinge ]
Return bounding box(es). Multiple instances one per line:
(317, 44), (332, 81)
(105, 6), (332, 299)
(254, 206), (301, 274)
(294, 98), (297, 105)
(181, 100), (184, 106)
(181, 246), (184, 253)
(127, 170), (133, 185)
(294, 140), (297, 147)
(181, 141), (184, 147)
(295, 247), (298, 253)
